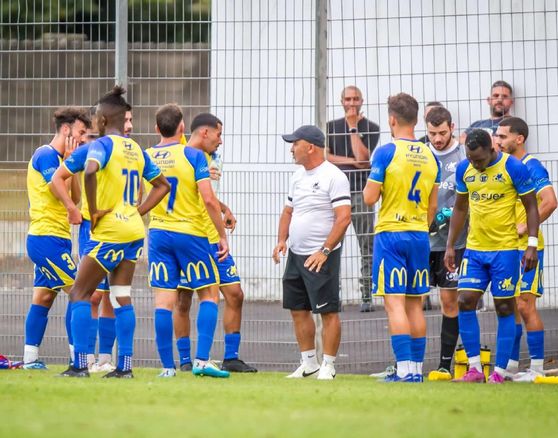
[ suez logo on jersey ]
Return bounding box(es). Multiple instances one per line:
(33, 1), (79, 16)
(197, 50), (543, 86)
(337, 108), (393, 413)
(470, 191), (505, 202)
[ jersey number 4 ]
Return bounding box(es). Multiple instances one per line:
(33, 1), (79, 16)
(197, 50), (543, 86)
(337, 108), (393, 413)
(407, 171), (422, 204)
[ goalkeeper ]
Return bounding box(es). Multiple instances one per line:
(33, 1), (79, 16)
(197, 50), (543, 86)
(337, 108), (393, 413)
(424, 107), (468, 380)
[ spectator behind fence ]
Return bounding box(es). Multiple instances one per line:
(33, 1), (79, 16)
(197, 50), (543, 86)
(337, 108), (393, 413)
(273, 125), (351, 380)
(459, 80), (514, 144)
(417, 101), (444, 145)
(326, 86), (380, 312)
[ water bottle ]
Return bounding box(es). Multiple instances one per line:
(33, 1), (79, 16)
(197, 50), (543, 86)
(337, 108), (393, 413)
(209, 152), (223, 195)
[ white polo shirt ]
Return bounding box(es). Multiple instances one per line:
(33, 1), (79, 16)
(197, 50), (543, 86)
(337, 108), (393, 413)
(286, 160), (351, 255)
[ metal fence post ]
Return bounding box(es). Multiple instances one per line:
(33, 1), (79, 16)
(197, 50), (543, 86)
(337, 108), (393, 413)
(115, 0), (128, 88)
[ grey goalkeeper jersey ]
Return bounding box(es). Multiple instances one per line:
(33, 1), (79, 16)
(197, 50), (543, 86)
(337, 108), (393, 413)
(430, 141), (467, 251)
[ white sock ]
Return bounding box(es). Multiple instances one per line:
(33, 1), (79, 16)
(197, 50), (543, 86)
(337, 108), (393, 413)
(87, 354), (96, 367)
(323, 354), (336, 366)
(531, 359), (544, 374)
(397, 360), (410, 378)
(194, 358), (207, 367)
(98, 353), (112, 365)
(469, 355), (482, 372)
(69, 344), (74, 361)
(24, 345), (39, 364)
(301, 349), (319, 367)
(409, 361), (417, 375)
(494, 366), (506, 376)
(506, 359), (519, 373)
(415, 362), (423, 375)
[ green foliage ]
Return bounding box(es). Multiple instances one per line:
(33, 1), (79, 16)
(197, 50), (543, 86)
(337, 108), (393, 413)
(0, 0), (210, 42)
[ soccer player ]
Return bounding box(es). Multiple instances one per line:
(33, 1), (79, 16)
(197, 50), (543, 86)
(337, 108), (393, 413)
(146, 106), (231, 378)
(363, 93), (440, 382)
(445, 128), (540, 384)
(423, 107), (468, 381)
(61, 86), (170, 378)
(23, 107), (91, 369)
(495, 117), (557, 381)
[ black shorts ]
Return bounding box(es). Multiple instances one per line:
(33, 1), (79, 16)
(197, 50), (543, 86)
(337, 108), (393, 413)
(429, 248), (465, 289)
(282, 248), (341, 314)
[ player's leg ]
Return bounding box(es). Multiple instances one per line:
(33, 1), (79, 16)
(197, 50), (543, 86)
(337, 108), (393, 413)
(351, 192), (374, 312)
(506, 300), (523, 376)
(96, 289), (116, 371)
(406, 296), (426, 381)
(153, 288), (178, 376)
(174, 289), (193, 370)
(87, 290), (102, 368)
(23, 287), (57, 368)
(283, 250), (320, 378)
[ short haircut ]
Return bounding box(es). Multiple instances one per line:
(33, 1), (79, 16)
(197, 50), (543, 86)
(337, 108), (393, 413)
(465, 129), (492, 151)
(499, 116), (529, 141)
(156, 104), (183, 137)
(425, 106), (452, 127)
(53, 107), (92, 131)
(97, 85), (132, 112)
(190, 113), (222, 133)
(341, 85), (363, 99)
(425, 101), (443, 108)
(491, 80), (513, 95)
(387, 93), (418, 125)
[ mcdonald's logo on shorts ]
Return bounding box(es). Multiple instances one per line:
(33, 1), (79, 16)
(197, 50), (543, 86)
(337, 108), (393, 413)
(104, 249), (124, 263)
(412, 269), (429, 288)
(185, 261), (210, 283)
(150, 262), (169, 282)
(390, 267), (407, 288)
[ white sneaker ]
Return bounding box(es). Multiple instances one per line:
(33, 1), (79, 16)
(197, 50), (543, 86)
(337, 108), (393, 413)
(286, 361), (320, 379)
(90, 362), (116, 373)
(369, 365), (396, 379)
(158, 368), (177, 378)
(513, 369), (543, 382)
(317, 363), (336, 380)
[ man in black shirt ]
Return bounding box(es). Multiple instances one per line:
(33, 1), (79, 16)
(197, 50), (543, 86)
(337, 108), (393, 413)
(326, 86), (380, 312)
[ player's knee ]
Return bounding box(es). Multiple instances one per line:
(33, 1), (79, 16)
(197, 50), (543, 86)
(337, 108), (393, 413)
(90, 290), (102, 307)
(176, 291), (193, 315)
(109, 285), (131, 308)
(494, 299), (514, 317)
(223, 286), (244, 308)
(32, 289), (56, 308)
(517, 295), (536, 319)
(457, 293), (478, 311)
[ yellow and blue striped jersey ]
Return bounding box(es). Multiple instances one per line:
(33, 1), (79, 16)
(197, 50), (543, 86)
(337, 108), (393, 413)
(456, 151), (535, 251)
(368, 139), (441, 233)
(27, 145), (70, 238)
(63, 144), (92, 220)
(86, 135), (161, 243)
(515, 154), (552, 250)
(145, 143), (211, 237)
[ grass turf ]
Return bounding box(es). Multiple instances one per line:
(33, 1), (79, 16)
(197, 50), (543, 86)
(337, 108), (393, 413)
(1, 366), (557, 437)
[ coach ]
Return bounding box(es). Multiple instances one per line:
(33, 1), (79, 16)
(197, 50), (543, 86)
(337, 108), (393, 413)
(273, 125), (351, 380)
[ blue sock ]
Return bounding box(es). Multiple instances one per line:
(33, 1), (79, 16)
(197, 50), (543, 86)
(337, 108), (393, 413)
(98, 317), (116, 355)
(177, 337), (191, 365)
(526, 330), (544, 360)
(224, 332), (241, 360)
(510, 323), (523, 361)
(25, 304), (49, 347)
(410, 337), (426, 364)
(65, 302), (73, 346)
(87, 318), (98, 355)
(495, 314), (515, 370)
(458, 309), (481, 358)
(391, 334), (411, 362)
(115, 305), (136, 371)
(155, 308), (175, 369)
(71, 301), (92, 369)
(195, 301), (218, 361)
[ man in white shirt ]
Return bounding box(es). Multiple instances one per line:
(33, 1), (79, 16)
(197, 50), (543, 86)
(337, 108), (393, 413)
(273, 125), (351, 380)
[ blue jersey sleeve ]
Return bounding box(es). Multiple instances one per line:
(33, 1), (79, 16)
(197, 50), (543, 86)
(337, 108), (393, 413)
(455, 159), (469, 193)
(368, 143), (396, 184)
(31, 146), (61, 184)
(506, 155), (535, 196)
(86, 136), (113, 170)
(63, 144), (89, 174)
(184, 147), (210, 181)
(524, 157), (552, 194)
(141, 150), (162, 182)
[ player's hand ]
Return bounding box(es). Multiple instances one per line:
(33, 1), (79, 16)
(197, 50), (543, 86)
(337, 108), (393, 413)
(64, 135), (79, 159)
(216, 237), (229, 262)
(345, 107), (363, 129)
(272, 241), (287, 264)
(223, 208), (236, 233)
(209, 167), (222, 181)
(90, 208), (112, 231)
(444, 247), (456, 273)
(517, 223), (528, 237)
(522, 246), (538, 272)
(67, 205), (83, 225)
(304, 251), (327, 273)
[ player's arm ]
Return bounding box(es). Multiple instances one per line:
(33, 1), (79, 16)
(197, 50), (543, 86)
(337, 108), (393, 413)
(537, 186), (558, 223)
(444, 193), (468, 273)
(520, 191), (540, 272)
(199, 179), (229, 260)
(363, 180), (381, 205)
(137, 174), (170, 216)
(219, 201), (236, 232)
(51, 165), (82, 225)
(363, 143), (393, 205)
(272, 205), (293, 263)
(427, 184), (439, 226)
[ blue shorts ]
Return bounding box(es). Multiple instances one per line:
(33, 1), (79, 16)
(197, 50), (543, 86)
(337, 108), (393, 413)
(458, 249), (519, 298)
(83, 238), (144, 273)
(210, 243), (240, 286)
(148, 229), (219, 291)
(78, 219), (109, 292)
(372, 231), (430, 296)
(518, 249), (544, 296)
(27, 235), (76, 291)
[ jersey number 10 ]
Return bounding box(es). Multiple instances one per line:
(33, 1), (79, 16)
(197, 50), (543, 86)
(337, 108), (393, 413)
(122, 169), (140, 205)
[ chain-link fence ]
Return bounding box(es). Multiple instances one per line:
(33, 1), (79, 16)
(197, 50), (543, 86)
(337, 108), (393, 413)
(1, 0), (558, 373)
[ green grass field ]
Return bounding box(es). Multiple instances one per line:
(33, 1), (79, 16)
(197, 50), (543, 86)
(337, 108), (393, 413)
(1, 366), (557, 437)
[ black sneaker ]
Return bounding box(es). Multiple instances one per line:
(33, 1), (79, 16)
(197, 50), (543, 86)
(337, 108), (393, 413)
(180, 362), (193, 372)
(221, 358), (257, 373)
(58, 365), (90, 378)
(102, 369), (134, 379)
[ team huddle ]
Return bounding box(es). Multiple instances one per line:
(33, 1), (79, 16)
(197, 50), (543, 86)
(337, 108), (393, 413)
(23, 87), (255, 378)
